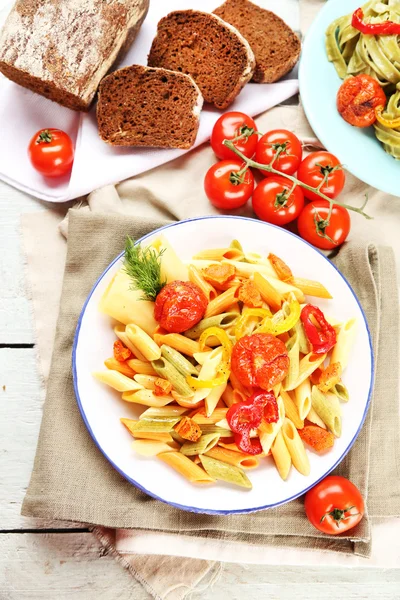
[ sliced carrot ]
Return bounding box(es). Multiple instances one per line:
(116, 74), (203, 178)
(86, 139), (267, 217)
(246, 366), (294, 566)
(298, 426), (334, 452)
(268, 253), (293, 282)
(238, 280), (263, 308)
(202, 263), (236, 290)
(113, 339), (132, 362)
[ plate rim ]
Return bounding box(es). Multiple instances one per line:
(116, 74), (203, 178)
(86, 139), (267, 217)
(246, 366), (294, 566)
(72, 215), (374, 515)
(299, 0), (399, 197)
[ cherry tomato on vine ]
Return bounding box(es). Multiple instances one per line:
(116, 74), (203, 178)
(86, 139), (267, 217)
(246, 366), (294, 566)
(297, 200), (350, 250)
(305, 476), (364, 535)
(28, 128), (74, 177)
(211, 112), (258, 161)
(204, 159), (254, 210)
(255, 129), (303, 177)
(252, 175), (304, 226)
(297, 151), (345, 202)
(337, 74), (386, 128)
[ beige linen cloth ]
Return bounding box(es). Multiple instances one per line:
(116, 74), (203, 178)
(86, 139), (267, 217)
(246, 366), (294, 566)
(19, 2), (400, 599)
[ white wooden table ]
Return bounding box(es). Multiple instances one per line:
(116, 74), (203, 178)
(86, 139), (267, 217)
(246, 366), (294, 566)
(1, 183), (400, 599)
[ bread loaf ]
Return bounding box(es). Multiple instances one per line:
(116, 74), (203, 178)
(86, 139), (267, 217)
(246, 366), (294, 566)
(97, 65), (203, 149)
(148, 10), (255, 110)
(214, 0), (301, 84)
(0, 0), (149, 111)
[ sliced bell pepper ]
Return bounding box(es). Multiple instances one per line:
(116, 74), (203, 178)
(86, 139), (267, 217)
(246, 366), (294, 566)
(235, 308), (272, 340)
(187, 326), (232, 389)
(257, 297), (301, 336)
(375, 106), (400, 129)
(352, 7), (400, 35)
(300, 304), (337, 354)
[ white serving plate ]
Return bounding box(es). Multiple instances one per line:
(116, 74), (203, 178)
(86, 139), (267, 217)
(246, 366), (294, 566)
(72, 216), (373, 515)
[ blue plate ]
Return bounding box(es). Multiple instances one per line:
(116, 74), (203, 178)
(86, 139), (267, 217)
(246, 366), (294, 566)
(299, 0), (400, 197)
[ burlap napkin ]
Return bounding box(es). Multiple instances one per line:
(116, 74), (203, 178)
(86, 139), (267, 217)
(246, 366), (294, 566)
(22, 209), (400, 565)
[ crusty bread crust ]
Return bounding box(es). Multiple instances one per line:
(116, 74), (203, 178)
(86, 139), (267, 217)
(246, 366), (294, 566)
(148, 10), (255, 109)
(0, 0), (149, 111)
(214, 0), (301, 84)
(97, 65), (203, 149)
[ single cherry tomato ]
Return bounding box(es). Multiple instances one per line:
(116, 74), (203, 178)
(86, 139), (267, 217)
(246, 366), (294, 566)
(231, 333), (289, 390)
(337, 74), (386, 128)
(297, 200), (351, 250)
(255, 129), (303, 177)
(204, 159), (254, 210)
(211, 112), (258, 160)
(28, 128), (74, 177)
(252, 175), (304, 226)
(305, 476), (364, 535)
(297, 151), (345, 203)
(154, 281), (208, 333)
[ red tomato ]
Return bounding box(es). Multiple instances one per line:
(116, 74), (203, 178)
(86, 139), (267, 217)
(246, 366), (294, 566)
(255, 129), (303, 176)
(297, 151), (345, 202)
(28, 128), (74, 177)
(337, 74), (386, 128)
(211, 112), (258, 160)
(154, 281), (208, 333)
(305, 476), (364, 535)
(297, 200), (351, 250)
(204, 160), (254, 210)
(252, 176), (304, 226)
(231, 333), (289, 390)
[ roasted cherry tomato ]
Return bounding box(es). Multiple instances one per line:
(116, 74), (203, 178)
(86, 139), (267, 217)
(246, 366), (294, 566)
(297, 200), (351, 250)
(305, 476), (364, 535)
(154, 281), (207, 333)
(297, 152), (345, 203)
(255, 129), (303, 176)
(231, 333), (289, 390)
(252, 175), (304, 226)
(28, 128), (74, 177)
(211, 112), (258, 160)
(337, 74), (387, 128)
(204, 160), (254, 210)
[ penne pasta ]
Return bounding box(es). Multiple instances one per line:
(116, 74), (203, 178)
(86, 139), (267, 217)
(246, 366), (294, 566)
(93, 370), (144, 393)
(114, 324), (148, 361)
(331, 381), (350, 403)
(122, 389), (174, 408)
(127, 359), (157, 376)
(205, 446), (260, 469)
(200, 424), (232, 437)
(151, 357), (194, 397)
(193, 247), (244, 261)
(290, 277), (332, 299)
(271, 429), (292, 480)
(311, 386), (342, 437)
(331, 318), (357, 371)
(180, 433), (220, 456)
(184, 312), (238, 340)
(125, 324), (162, 361)
(306, 406), (327, 430)
(161, 345), (199, 377)
(286, 352), (327, 390)
(133, 374), (159, 389)
(139, 406), (188, 420)
(104, 357), (135, 378)
(205, 383), (227, 417)
(280, 390), (304, 430)
(294, 377), (312, 421)
(221, 259), (274, 279)
(120, 418), (174, 442)
(283, 333), (300, 391)
(191, 347), (223, 403)
(131, 440), (179, 456)
(158, 451), (215, 484)
(192, 408), (228, 424)
(188, 265), (217, 301)
(290, 319), (311, 355)
(199, 455), (252, 489)
(122, 417), (180, 433)
(281, 418), (310, 476)
(258, 395), (285, 455)
(153, 332), (209, 356)
(204, 286), (240, 319)
(152, 236), (189, 282)
(253, 272), (282, 312)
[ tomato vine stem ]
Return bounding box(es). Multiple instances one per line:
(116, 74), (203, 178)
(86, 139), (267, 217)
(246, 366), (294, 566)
(223, 140), (372, 220)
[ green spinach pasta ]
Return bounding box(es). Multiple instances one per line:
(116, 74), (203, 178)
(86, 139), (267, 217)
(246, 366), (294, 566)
(326, 0), (400, 158)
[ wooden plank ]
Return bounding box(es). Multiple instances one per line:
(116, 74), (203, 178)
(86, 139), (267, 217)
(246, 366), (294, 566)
(1, 532), (400, 600)
(0, 348), (84, 530)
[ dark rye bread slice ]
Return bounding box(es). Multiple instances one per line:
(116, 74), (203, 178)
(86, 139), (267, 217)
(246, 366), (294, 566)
(213, 0), (301, 84)
(148, 10), (255, 110)
(97, 65), (203, 149)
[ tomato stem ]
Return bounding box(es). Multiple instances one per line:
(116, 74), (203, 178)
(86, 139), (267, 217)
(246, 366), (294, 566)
(36, 129), (53, 144)
(320, 505), (361, 528)
(222, 140), (372, 220)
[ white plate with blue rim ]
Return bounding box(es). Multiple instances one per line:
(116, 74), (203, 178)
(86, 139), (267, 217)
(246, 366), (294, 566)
(72, 216), (373, 515)
(299, 0), (400, 197)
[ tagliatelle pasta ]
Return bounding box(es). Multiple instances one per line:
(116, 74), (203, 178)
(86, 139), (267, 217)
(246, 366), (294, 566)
(94, 238), (357, 489)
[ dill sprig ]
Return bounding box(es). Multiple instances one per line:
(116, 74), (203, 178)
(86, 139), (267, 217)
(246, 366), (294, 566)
(123, 236), (166, 301)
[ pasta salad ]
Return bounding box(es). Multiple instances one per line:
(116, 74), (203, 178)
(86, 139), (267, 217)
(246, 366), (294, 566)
(93, 236), (356, 490)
